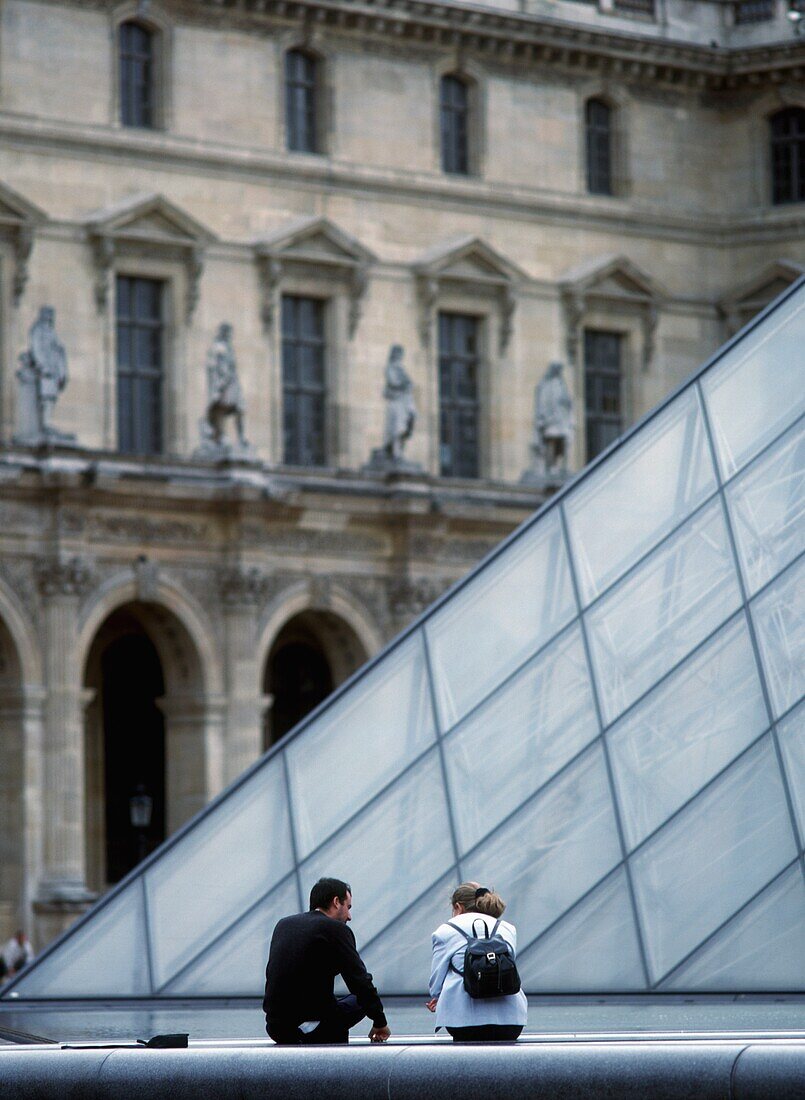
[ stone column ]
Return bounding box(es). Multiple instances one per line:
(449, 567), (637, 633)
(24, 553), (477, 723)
(219, 567), (270, 784)
(0, 687), (45, 942)
(159, 692), (227, 834)
(34, 557), (95, 945)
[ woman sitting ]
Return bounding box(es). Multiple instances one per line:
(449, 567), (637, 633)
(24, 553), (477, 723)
(427, 881), (527, 1042)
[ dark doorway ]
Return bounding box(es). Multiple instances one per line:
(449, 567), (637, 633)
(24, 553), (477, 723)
(101, 633), (166, 883)
(266, 636), (334, 747)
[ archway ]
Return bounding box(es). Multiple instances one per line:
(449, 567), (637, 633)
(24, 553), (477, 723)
(83, 599), (208, 892)
(0, 615), (25, 939)
(263, 610), (368, 749)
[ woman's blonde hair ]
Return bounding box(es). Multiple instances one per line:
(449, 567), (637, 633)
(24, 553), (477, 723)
(451, 881), (506, 919)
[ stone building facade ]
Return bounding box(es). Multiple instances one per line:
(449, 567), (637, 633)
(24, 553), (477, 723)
(0, 0), (803, 948)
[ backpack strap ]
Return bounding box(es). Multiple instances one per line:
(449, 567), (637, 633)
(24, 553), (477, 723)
(471, 918), (491, 939)
(446, 920), (470, 941)
(446, 921), (470, 977)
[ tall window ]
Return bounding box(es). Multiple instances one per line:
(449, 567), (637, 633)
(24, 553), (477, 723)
(584, 329), (623, 461)
(770, 108), (805, 206)
(119, 20), (155, 128)
(585, 98), (613, 196)
(439, 313), (480, 478)
(116, 276), (165, 455)
(282, 295), (327, 466)
(286, 49), (318, 153)
(440, 75), (470, 175)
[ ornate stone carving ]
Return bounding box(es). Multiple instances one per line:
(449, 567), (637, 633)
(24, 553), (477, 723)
(15, 306), (76, 447)
(196, 323), (254, 458)
(87, 514), (208, 543)
(218, 566), (270, 609)
(257, 255), (283, 332)
(521, 360), (575, 483)
(416, 276), (439, 348)
(348, 264), (369, 338)
(365, 344), (421, 473)
(560, 287), (585, 367)
(35, 556), (92, 597)
(133, 557), (160, 602)
(387, 576), (449, 621)
(13, 222), (34, 304)
(91, 234), (115, 312)
(0, 558), (39, 623)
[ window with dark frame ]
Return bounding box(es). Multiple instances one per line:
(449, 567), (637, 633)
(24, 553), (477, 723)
(438, 312), (481, 478)
(584, 328), (623, 462)
(440, 74), (470, 175)
(281, 295), (327, 467)
(119, 20), (155, 129)
(770, 108), (805, 206)
(285, 49), (319, 153)
(585, 98), (614, 196)
(733, 0), (774, 23)
(116, 276), (165, 455)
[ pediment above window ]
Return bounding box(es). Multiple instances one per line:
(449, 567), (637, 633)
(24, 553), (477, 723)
(254, 217), (376, 336)
(413, 236), (525, 352)
(559, 254), (664, 371)
(719, 260), (804, 335)
(0, 180), (46, 304)
(86, 193), (215, 318)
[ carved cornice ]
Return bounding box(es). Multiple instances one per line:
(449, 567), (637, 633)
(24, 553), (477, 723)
(177, 0), (804, 91)
(218, 565), (271, 608)
(35, 555), (92, 597)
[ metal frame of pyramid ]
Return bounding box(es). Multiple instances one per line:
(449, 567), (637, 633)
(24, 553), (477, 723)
(5, 277), (804, 1001)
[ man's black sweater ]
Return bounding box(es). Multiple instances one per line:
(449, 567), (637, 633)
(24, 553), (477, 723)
(262, 910), (387, 1032)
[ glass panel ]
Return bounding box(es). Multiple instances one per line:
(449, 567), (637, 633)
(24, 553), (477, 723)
(287, 632), (436, 859)
(587, 501), (743, 725)
(726, 417), (805, 596)
(163, 875), (300, 997)
(566, 389), (717, 605)
(517, 870), (645, 991)
(701, 288), (805, 479)
(777, 701), (805, 844)
(465, 744), (622, 948)
(13, 882), (150, 997)
(608, 616), (768, 849)
(661, 866), (805, 991)
(146, 755), (294, 989)
(300, 751), (454, 946)
(360, 872), (457, 996)
(444, 624), (599, 853)
(427, 509), (575, 730)
(751, 555), (805, 718)
(631, 736), (797, 982)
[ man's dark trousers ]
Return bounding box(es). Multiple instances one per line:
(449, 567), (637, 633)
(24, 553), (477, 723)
(271, 994), (365, 1045)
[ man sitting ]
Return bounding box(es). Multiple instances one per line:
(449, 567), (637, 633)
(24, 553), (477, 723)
(263, 877), (391, 1046)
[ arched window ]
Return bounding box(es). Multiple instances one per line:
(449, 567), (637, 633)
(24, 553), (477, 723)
(286, 49), (319, 153)
(770, 108), (805, 205)
(440, 74), (470, 175)
(119, 20), (155, 128)
(585, 98), (613, 196)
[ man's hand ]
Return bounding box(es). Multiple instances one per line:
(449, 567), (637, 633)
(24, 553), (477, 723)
(425, 998), (438, 1013)
(368, 1025), (391, 1043)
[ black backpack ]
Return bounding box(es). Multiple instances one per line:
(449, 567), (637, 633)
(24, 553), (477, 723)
(448, 917), (521, 999)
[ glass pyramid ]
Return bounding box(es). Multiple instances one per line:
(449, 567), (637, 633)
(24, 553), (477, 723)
(7, 279), (804, 1000)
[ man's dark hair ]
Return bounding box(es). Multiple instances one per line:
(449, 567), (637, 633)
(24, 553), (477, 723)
(309, 877), (351, 912)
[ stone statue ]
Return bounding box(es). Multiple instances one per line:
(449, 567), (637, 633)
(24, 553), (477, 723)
(15, 306), (75, 445)
(197, 323), (252, 458)
(365, 344), (421, 473)
(521, 360), (575, 483)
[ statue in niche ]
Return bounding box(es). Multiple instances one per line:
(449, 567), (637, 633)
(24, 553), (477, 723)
(521, 360), (575, 483)
(365, 344), (421, 473)
(197, 323), (253, 458)
(15, 306), (75, 445)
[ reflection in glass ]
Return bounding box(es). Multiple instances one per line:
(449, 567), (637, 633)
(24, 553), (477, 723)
(427, 510), (575, 730)
(608, 617), (768, 849)
(726, 417), (805, 595)
(566, 389), (716, 606)
(300, 751), (454, 945)
(163, 875), (300, 996)
(587, 501), (742, 724)
(444, 624), (598, 853)
(146, 756), (294, 989)
(660, 867), (805, 991)
(631, 736), (797, 982)
(751, 555), (805, 719)
(13, 881), (150, 997)
(517, 869), (645, 991)
(777, 701), (805, 844)
(466, 745), (621, 948)
(701, 290), (805, 479)
(287, 632), (436, 858)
